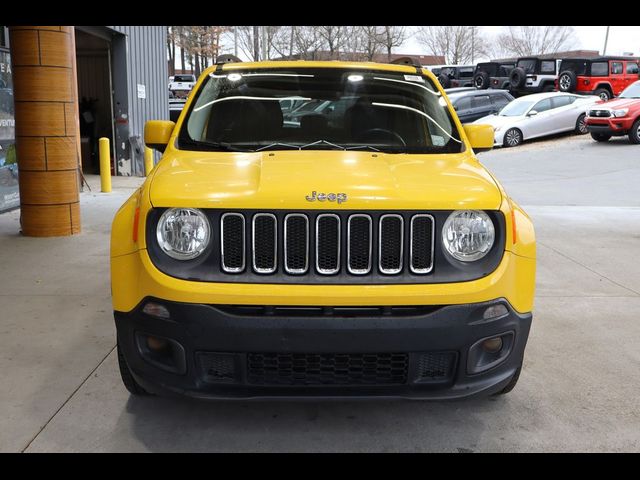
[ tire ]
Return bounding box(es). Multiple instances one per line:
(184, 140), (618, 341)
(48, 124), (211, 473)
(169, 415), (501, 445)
(438, 74), (451, 89)
(629, 118), (640, 145)
(474, 71), (490, 89)
(492, 366), (521, 396)
(558, 70), (577, 92)
(594, 88), (612, 101)
(117, 344), (152, 396)
(591, 132), (611, 142)
(575, 113), (588, 135)
(509, 67), (526, 89)
(503, 128), (523, 147)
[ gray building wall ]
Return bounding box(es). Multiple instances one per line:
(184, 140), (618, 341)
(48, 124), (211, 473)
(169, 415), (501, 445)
(108, 26), (168, 175)
(108, 26), (169, 139)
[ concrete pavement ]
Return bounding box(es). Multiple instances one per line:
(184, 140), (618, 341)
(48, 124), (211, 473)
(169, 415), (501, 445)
(1, 133), (639, 452)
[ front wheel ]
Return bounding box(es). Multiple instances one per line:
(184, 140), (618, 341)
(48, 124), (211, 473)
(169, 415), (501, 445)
(503, 128), (523, 147)
(591, 132), (611, 142)
(117, 344), (152, 396)
(575, 114), (588, 135)
(629, 118), (640, 145)
(492, 366), (521, 396)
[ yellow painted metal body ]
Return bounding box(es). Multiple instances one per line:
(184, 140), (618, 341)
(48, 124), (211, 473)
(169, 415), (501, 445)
(144, 147), (154, 176)
(111, 60), (536, 314)
(99, 137), (111, 193)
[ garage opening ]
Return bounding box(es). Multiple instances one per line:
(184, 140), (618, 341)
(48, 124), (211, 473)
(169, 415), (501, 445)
(74, 29), (116, 176)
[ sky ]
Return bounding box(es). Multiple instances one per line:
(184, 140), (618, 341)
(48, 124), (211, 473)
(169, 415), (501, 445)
(401, 26), (640, 57)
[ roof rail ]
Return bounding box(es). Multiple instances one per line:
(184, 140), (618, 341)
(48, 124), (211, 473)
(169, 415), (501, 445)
(390, 56), (422, 68)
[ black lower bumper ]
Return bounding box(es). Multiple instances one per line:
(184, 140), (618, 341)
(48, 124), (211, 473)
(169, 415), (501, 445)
(586, 124), (628, 136)
(115, 298), (532, 400)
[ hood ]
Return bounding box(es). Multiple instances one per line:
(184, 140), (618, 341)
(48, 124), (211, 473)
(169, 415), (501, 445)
(595, 98), (640, 110)
(148, 150), (503, 210)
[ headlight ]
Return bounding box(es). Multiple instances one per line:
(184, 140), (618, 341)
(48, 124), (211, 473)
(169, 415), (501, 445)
(156, 208), (210, 260)
(612, 108), (629, 118)
(442, 210), (495, 262)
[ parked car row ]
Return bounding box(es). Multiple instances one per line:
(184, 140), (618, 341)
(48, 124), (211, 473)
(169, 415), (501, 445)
(432, 55), (640, 102)
(168, 74), (197, 121)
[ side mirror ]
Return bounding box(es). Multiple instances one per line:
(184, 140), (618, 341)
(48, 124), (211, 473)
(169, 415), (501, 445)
(144, 120), (175, 153)
(464, 124), (493, 153)
(527, 110), (538, 117)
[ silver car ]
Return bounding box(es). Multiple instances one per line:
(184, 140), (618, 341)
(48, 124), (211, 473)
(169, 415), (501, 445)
(473, 92), (600, 147)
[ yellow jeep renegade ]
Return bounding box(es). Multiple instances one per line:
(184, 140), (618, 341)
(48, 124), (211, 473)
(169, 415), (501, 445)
(111, 59), (536, 400)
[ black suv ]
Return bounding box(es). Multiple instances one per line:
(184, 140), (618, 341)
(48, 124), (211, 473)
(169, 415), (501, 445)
(473, 62), (515, 90)
(433, 65), (476, 89)
(509, 57), (560, 96)
(446, 88), (515, 123)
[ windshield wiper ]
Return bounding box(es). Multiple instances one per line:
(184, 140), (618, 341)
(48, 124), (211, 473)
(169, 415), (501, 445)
(254, 142), (300, 152)
(300, 140), (346, 150)
(181, 138), (250, 152)
(345, 145), (381, 152)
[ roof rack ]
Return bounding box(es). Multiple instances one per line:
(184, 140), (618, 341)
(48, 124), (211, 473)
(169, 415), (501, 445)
(216, 54), (242, 65)
(390, 56), (422, 68)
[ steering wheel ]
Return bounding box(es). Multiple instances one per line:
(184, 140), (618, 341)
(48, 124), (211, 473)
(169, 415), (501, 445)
(358, 128), (406, 147)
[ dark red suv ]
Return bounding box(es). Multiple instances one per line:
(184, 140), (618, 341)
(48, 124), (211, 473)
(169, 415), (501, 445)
(557, 57), (640, 101)
(585, 80), (640, 144)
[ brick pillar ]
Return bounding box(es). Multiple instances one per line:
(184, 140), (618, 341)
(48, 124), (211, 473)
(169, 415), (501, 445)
(9, 26), (80, 236)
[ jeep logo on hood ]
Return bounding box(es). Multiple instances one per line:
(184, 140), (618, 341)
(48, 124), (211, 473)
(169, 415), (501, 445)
(305, 191), (347, 204)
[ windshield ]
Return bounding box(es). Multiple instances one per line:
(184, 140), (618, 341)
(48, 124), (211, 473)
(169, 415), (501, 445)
(179, 68), (463, 154)
(620, 82), (640, 99)
(174, 75), (195, 83)
(499, 98), (536, 117)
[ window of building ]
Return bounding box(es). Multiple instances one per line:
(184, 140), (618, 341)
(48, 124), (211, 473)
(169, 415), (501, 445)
(0, 26), (7, 48)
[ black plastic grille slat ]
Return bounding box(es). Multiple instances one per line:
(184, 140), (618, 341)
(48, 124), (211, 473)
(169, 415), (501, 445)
(197, 353), (237, 384)
(379, 215), (403, 273)
(285, 215), (308, 273)
(221, 214), (245, 272)
(216, 305), (444, 317)
(253, 215), (276, 272)
(411, 216), (433, 273)
(415, 352), (457, 381)
(248, 352), (408, 386)
(316, 215), (340, 274)
(348, 215), (372, 274)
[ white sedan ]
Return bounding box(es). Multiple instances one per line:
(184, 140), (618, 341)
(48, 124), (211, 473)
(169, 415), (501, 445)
(473, 92), (600, 147)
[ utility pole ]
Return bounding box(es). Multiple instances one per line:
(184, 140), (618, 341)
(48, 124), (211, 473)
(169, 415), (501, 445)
(471, 26), (475, 64)
(234, 27), (238, 57)
(253, 26), (260, 61)
(603, 26), (610, 55)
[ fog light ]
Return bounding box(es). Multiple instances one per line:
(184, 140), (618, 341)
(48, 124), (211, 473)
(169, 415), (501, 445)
(146, 335), (169, 353)
(482, 336), (503, 353)
(142, 302), (170, 319)
(483, 304), (508, 320)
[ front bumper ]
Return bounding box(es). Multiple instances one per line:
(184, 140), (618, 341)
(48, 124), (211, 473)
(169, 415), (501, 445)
(115, 298), (532, 400)
(586, 118), (633, 136)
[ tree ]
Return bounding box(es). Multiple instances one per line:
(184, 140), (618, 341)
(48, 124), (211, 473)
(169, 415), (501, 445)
(496, 26), (576, 57)
(316, 26), (348, 59)
(416, 25), (488, 64)
(379, 26), (406, 62)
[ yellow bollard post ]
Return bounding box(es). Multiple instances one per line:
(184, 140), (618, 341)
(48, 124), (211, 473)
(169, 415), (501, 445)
(99, 137), (112, 193)
(144, 147), (154, 176)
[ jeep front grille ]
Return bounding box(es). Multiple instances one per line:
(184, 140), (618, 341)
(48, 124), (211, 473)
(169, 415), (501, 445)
(218, 211), (434, 277)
